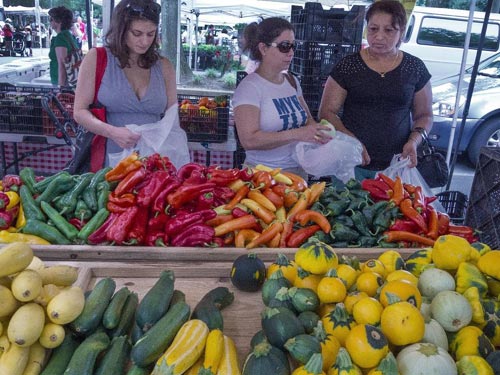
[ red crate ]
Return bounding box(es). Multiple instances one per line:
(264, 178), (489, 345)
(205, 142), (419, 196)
(42, 92), (76, 137)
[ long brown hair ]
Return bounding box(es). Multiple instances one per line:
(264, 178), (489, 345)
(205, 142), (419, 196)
(105, 0), (161, 69)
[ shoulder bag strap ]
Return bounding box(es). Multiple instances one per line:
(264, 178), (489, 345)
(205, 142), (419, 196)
(93, 47), (107, 104)
(284, 71), (297, 91)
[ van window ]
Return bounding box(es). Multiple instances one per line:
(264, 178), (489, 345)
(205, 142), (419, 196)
(416, 16), (499, 51)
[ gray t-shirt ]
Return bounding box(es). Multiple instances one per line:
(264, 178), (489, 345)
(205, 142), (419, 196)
(232, 72), (308, 169)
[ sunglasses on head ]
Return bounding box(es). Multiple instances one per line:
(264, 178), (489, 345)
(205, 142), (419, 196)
(266, 41), (296, 53)
(125, 1), (161, 22)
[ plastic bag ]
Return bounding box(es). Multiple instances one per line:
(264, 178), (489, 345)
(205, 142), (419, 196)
(109, 104), (190, 169)
(293, 131), (363, 182)
(379, 154), (446, 212)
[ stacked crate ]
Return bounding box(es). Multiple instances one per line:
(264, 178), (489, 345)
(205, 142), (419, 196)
(290, 2), (365, 119)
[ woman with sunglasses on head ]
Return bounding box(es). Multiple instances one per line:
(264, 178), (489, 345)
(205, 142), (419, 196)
(233, 17), (332, 179)
(48, 6), (78, 86)
(74, 0), (179, 166)
(318, 0), (433, 181)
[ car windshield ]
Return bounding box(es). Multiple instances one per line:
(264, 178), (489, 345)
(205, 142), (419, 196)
(467, 53), (500, 78)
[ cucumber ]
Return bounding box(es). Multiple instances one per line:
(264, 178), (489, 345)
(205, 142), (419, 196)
(131, 322), (143, 345)
(109, 292), (139, 338)
(94, 336), (131, 375)
(131, 300), (191, 367)
(40, 331), (80, 375)
(169, 289), (186, 307)
(70, 278), (116, 336)
(126, 364), (152, 375)
(102, 287), (131, 329)
(63, 331), (110, 375)
(135, 270), (175, 332)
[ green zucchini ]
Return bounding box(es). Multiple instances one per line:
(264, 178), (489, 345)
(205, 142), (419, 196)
(70, 277), (116, 336)
(94, 335), (131, 375)
(135, 270), (175, 332)
(131, 300), (191, 367)
(109, 291), (139, 338)
(191, 286), (234, 330)
(40, 331), (80, 375)
(102, 287), (131, 330)
(126, 364), (152, 375)
(63, 331), (110, 375)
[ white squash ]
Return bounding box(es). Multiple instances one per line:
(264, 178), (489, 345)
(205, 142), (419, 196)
(418, 268), (455, 299)
(422, 318), (449, 350)
(397, 342), (457, 375)
(430, 290), (472, 332)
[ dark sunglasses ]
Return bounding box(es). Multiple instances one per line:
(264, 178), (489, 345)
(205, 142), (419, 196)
(266, 41), (296, 53)
(125, 1), (161, 23)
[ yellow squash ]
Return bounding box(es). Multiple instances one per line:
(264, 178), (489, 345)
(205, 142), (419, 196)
(477, 250), (500, 280)
(378, 250), (405, 274)
(379, 280), (422, 309)
(360, 259), (387, 279)
(462, 287), (486, 325)
(266, 253), (297, 285)
(22, 342), (47, 375)
(450, 325), (495, 361)
(455, 262), (488, 296)
(405, 247), (433, 277)
(345, 324), (388, 369)
(351, 297), (383, 326)
(216, 334), (240, 375)
(294, 240), (338, 275)
(432, 235), (472, 272)
(336, 264), (359, 290)
(0, 242), (33, 278)
(327, 347), (363, 375)
(316, 269), (346, 304)
(366, 352), (399, 375)
(0, 344), (30, 375)
(313, 321), (340, 372)
(199, 328), (224, 375)
(380, 300), (424, 346)
(152, 319), (209, 375)
(456, 355), (494, 375)
(292, 353), (325, 375)
(321, 303), (356, 347)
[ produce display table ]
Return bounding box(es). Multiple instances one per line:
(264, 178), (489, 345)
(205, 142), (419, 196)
(35, 246), (416, 364)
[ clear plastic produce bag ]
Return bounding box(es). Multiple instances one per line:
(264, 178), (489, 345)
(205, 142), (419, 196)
(379, 154), (446, 212)
(109, 104), (190, 169)
(293, 132), (363, 182)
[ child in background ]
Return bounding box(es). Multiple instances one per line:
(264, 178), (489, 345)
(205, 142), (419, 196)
(24, 26), (33, 57)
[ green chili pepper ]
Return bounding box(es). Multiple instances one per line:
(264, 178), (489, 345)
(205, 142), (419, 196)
(331, 241), (350, 248)
(378, 240), (401, 248)
(326, 199), (350, 217)
(19, 167), (37, 195)
(349, 209), (372, 237)
(82, 167), (112, 212)
(22, 219), (71, 245)
(35, 174), (75, 204)
(345, 178), (362, 191)
(32, 171), (70, 194)
(40, 201), (79, 242)
(97, 181), (110, 211)
(330, 222), (360, 242)
(78, 208), (110, 242)
(358, 236), (378, 247)
(335, 214), (354, 228)
(348, 189), (372, 201)
(310, 201), (328, 217)
(75, 200), (93, 221)
(19, 185), (46, 222)
(57, 173), (94, 216)
(312, 230), (331, 244)
(347, 197), (369, 211)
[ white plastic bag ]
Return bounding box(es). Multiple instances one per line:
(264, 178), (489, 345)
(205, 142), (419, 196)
(109, 104), (190, 169)
(379, 154), (446, 212)
(293, 131), (363, 182)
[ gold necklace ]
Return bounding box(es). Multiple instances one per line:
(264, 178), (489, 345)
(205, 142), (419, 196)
(366, 48), (400, 78)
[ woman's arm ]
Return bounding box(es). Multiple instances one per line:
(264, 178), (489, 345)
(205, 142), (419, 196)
(402, 81), (433, 166)
(73, 48), (139, 149)
(55, 46), (68, 86)
(160, 57), (178, 110)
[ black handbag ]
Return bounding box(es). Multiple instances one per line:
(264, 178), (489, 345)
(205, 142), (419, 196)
(417, 132), (449, 188)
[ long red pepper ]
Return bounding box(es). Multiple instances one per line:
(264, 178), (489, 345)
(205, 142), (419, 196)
(167, 182), (216, 209)
(399, 198), (428, 233)
(106, 206), (139, 245)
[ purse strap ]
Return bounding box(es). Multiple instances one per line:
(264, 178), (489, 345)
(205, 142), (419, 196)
(284, 72), (297, 91)
(93, 47), (107, 104)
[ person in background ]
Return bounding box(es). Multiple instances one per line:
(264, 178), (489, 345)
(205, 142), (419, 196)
(73, 0), (179, 166)
(48, 6), (79, 86)
(241, 22), (259, 74)
(2, 19), (14, 56)
(77, 16), (87, 49)
(232, 17), (332, 179)
(205, 24), (215, 45)
(71, 19), (83, 48)
(24, 25), (33, 57)
(218, 28), (231, 46)
(318, 0), (433, 181)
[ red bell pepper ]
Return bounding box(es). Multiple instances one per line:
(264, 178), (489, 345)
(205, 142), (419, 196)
(0, 209), (14, 230)
(144, 153), (177, 174)
(136, 170), (170, 208)
(252, 171), (275, 190)
(0, 192), (10, 210)
(170, 223), (215, 246)
(106, 206), (139, 245)
(447, 224), (477, 243)
(437, 211), (450, 236)
(87, 212), (119, 245)
(145, 230), (168, 246)
(2, 175), (22, 192)
(196, 192), (215, 210)
(184, 169), (208, 185)
(164, 209), (216, 235)
(213, 186), (235, 204)
(167, 182), (216, 209)
(389, 218), (419, 232)
(238, 167), (254, 181)
(231, 207), (248, 218)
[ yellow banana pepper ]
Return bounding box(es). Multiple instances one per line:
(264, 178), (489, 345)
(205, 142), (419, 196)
(5, 191), (19, 210)
(15, 204), (26, 229)
(0, 230), (50, 245)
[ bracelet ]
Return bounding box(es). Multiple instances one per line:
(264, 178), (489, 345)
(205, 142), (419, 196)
(411, 127), (428, 139)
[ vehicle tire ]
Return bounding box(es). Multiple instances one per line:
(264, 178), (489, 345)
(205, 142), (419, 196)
(467, 117), (500, 165)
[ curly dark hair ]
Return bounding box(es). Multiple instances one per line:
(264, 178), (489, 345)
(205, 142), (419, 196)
(105, 0), (161, 69)
(242, 17), (294, 62)
(366, 0), (407, 33)
(48, 6), (74, 31)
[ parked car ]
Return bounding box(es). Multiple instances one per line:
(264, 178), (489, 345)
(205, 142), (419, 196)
(430, 51), (500, 165)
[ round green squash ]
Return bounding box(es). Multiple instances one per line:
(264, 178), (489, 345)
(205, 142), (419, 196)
(230, 253), (266, 292)
(262, 306), (305, 350)
(242, 340), (290, 375)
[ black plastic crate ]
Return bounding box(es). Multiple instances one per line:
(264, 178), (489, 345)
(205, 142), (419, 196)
(291, 3), (365, 44)
(291, 42), (361, 80)
(465, 147), (500, 248)
(436, 190), (468, 224)
(177, 94), (229, 143)
(0, 91), (43, 135)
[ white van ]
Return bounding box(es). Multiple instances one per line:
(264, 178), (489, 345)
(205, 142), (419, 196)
(400, 6), (500, 80)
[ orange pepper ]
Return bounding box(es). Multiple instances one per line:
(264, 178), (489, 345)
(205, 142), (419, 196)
(234, 229), (260, 248)
(293, 209), (331, 233)
(224, 184), (250, 210)
(105, 151), (141, 182)
(246, 221), (283, 249)
(426, 206), (439, 240)
(267, 232), (281, 248)
(214, 215), (258, 237)
(308, 181), (326, 206)
(383, 230), (435, 247)
(391, 176), (405, 206)
(280, 171), (308, 192)
(287, 189), (311, 219)
(248, 190), (277, 212)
